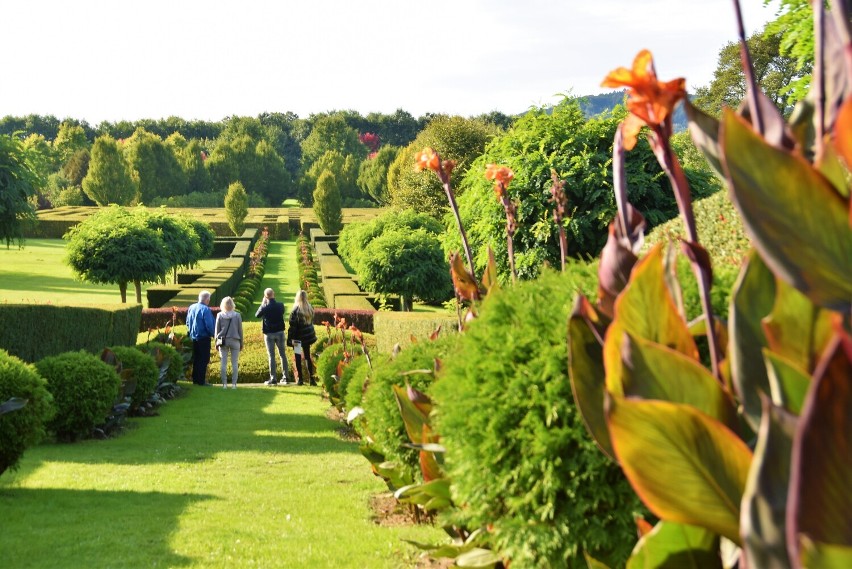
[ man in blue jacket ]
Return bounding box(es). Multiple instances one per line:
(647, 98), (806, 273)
(255, 288), (289, 385)
(186, 290), (216, 386)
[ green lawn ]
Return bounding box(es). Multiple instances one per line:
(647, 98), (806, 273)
(0, 385), (443, 568)
(0, 239), (221, 305)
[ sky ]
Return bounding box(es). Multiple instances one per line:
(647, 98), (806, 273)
(1, 0), (781, 125)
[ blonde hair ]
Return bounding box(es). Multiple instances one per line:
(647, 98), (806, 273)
(291, 290), (314, 323)
(220, 296), (235, 312)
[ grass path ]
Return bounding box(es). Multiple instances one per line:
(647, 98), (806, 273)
(0, 384), (443, 568)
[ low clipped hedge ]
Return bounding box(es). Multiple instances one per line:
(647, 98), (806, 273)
(373, 312), (459, 354)
(315, 343), (346, 392)
(35, 351), (119, 443)
(109, 346), (159, 412)
(360, 333), (460, 482)
(432, 270), (643, 568)
(0, 350), (54, 474)
(314, 308), (375, 334)
(344, 352), (383, 413)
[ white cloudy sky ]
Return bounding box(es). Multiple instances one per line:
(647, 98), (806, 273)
(1, 0), (779, 125)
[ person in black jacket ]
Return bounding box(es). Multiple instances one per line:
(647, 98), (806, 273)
(255, 288), (289, 386)
(287, 289), (317, 386)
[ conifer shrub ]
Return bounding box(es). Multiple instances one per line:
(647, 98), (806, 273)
(337, 354), (368, 410)
(432, 270), (643, 568)
(108, 346), (158, 412)
(361, 333), (459, 480)
(0, 349), (54, 474)
(315, 343), (346, 391)
(313, 170), (343, 235)
(35, 351), (119, 443)
(344, 353), (385, 413)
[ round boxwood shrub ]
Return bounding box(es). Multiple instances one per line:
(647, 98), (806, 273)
(0, 350), (54, 474)
(344, 352), (386, 414)
(361, 333), (459, 481)
(35, 351), (119, 443)
(315, 343), (345, 392)
(136, 341), (183, 384)
(338, 354), (368, 409)
(109, 346), (158, 411)
(432, 270), (644, 568)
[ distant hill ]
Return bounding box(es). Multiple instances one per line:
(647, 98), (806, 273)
(577, 90), (689, 132)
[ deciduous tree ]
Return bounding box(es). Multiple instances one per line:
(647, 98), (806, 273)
(82, 136), (138, 206)
(0, 134), (39, 247)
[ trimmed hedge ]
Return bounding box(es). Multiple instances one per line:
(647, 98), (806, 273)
(0, 304), (141, 363)
(108, 346), (159, 412)
(373, 311), (459, 354)
(313, 308), (375, 334)
(35, 350), (120, 442)
(136, 341), (184, 384)
(318, 255), (352, 279)
(140, 306), (221, 333)
(0, 349), (54, 474)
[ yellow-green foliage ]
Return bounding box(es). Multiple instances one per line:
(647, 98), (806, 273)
(204, 321), (294, 384)
(0, 304), (141, 363)
(35, 350), (119, 442)
(644, 190), (750, 269)
(109, 346), (159, 411)
(136, 341), (183, 384)
(0, 349), (54, 474)
(334, 295), (375, 311)
(373, 312), (458, 354)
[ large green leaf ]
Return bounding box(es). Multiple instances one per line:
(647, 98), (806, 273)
(729, 251), (776, 432)
(799, 538), (852, 569)
(621, 332), (738, 430)
(455, 548), (501, 568)
(762, 279), (834, 374)
(607, 397), (752, 545)
(764, 351), (811, 415)
(627, 521), (721, 569)
(568, 294), (615, 459)
(788, 331), (852, 554)
(721, 110), (852, 312)
(741, 397), (797, 569)
(392, 384), (429, 444)
(611, 244), (698, 358)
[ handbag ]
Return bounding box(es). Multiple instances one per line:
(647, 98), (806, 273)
(216, 318), (232, 348)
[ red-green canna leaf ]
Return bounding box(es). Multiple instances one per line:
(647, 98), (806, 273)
(611, 244), (698, 358)
(393, 384), (429, 444)
(568, 294), (615, 459)
(787, 329), (852, 557)
(406, 382), (433, 416)
(420, 448), (442, 482)
(450, 252), (480, 302)
(762, 279), (835, 374)
(834, 98), (852, 180)
(729, 251), (776, 432)
(720, 110), (852, 312)
(764, 351), (811, 415)
(627, 521), (721, 569)
(799, 538), (852, 569)
(607, 396), (752, 545)
(621, 333), (738, 430)
(817, 137), (850, 200)
(584, 552), (613, 569)
(741, 396), (797, 569)
(481, 246), (500, 294)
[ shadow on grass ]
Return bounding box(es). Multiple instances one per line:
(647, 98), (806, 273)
(31, 386), (360, 466)
(0, 487), (214, 568)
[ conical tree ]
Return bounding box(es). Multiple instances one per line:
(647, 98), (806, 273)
(313, 170), (342, 235)
(224, 181), (249, 236)
(82, 136), (137, 206)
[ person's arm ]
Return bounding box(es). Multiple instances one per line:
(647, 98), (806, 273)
(237, 315), (244, 348)
(255, 302), (266, 318)
(205, 309), (216, 337)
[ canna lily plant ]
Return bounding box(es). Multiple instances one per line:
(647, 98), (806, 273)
(569, 1), (851, 567)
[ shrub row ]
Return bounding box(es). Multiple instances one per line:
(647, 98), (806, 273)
(313, 308), (375, 334)
(296, 234), (327, 308)
(372, 311), (459, 354)
(0, 304), (141, 363)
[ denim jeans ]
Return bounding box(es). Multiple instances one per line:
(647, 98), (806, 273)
(264, 331), (287, 381)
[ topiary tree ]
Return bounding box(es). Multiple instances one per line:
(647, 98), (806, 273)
(0, 349), (54, 475)
(224, 181), (249, 236)
(108, 346), (159, 413)
(432, 270), (644, 568)
(35, 350), (119, 443)
(82, 135), (138, 206)
(134, 207), (202, 283)
(313, 170), (343, 235)
(0, 134), (40, 248)
(64, 205), (169, 303)
(359, 228), (453, 311)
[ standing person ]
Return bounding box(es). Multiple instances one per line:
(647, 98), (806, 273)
(255, 288), (289, 386)
(287, 290), (317, 386)
(215, 296), (244, 388)
(186, 290), (216, 386)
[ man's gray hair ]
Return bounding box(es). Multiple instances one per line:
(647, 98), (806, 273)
(199, 290), (211, 302)
(264, 288), (275, 298)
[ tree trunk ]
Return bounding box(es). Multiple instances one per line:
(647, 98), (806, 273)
(402, 296), (413, 312)
(119, 281), (127, 303)
(134, 280), (142, 304)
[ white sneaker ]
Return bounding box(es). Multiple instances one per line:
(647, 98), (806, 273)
(278, 379), (289, 385)
(264, 379), (277, 386)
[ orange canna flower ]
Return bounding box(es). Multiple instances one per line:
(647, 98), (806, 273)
(602, 49), (686, 149)
(485, 164), (514, 187)
(414, 148), (440, 172)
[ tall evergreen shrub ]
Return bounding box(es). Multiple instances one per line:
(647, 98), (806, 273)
(313, 170), (343, 235)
